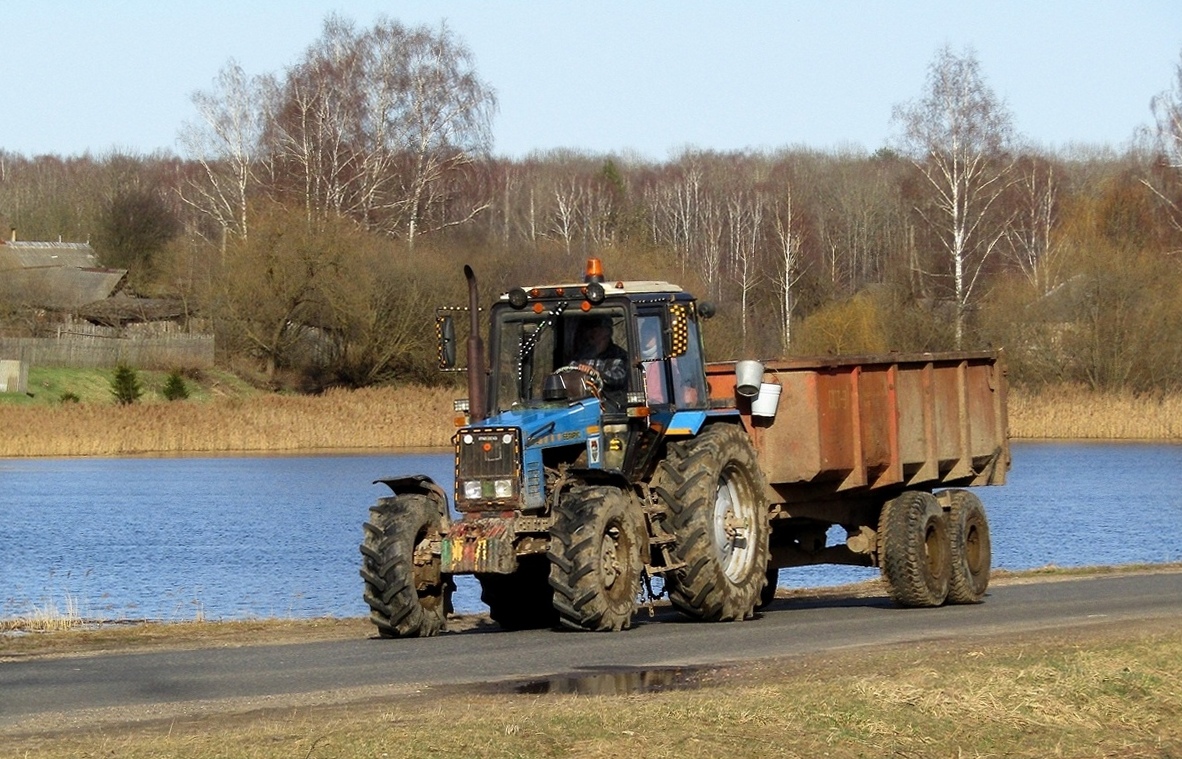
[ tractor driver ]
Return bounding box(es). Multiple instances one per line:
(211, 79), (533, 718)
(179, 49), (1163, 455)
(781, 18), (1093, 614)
(568, 315), (628, 392)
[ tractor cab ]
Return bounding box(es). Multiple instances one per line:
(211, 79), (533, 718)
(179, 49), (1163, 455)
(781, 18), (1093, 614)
(482, 258), (711, 419)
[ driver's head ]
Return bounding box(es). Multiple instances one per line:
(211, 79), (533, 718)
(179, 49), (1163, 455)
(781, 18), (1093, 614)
(576, 316), (612, 353)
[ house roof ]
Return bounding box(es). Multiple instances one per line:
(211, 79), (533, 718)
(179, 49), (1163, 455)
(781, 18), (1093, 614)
(0, 240), (102, 270)
(0, 240), (127, 309)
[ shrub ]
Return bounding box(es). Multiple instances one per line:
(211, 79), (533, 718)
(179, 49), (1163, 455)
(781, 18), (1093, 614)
(59, 392), (80, 404)
(110, 364), (144, 405)
(162, 371), (189, 401)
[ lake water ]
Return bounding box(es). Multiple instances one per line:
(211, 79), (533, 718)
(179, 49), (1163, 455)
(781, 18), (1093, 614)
(2, 442), (1181, 621)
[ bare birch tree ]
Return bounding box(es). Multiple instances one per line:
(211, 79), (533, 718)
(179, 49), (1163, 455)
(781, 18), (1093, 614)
(1145, 49), (1182, 235)
(1004, 158), (1062, 294)
(179, 60), (270, 246)
(726, 189), (764, 351)
(260, 15), (496, 244)
(893, 46), (1017, 346)
(772, 186), (805, 353)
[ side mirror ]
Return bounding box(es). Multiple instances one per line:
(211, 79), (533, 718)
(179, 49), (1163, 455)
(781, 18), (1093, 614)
(437, 314), (457, 369)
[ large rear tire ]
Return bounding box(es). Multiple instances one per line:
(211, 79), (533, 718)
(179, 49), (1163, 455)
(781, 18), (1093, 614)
(943, 489), (991, 604)
(756, 565), (780, 610)
(879, 491), (951, 608)
(655, 424), (771, 621)
(360, 494), (450, 638)
(548, 485), (642, 631)
(478, 555), (559, 631)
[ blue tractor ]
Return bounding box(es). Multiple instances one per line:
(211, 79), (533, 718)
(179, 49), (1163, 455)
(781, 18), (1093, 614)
(360, 259), (771, 635)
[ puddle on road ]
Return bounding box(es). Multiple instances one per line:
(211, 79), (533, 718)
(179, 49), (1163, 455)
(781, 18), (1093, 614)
(512, 665), (714, 696)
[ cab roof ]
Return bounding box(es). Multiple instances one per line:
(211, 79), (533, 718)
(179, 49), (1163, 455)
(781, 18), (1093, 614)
(496, 279), (684, 301)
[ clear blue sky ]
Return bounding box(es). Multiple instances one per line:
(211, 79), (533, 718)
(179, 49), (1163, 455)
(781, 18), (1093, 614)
(2, 0), (1178, 159)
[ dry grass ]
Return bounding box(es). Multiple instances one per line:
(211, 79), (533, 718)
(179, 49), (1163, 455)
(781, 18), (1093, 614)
(3, 620), (1180, 758)
(0, 385), (458, 457)
(0, 595), (83, 634)
(1009, 386), (1182, 440)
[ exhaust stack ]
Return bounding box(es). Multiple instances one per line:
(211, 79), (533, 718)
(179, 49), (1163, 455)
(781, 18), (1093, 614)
(464, 265), (487, 423)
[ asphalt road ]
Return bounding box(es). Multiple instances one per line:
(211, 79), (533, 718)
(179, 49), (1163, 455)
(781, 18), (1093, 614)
(3, 571), (1181, 728)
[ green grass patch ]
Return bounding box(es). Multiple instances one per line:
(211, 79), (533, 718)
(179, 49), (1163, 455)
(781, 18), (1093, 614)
(0, 366), (258, 406)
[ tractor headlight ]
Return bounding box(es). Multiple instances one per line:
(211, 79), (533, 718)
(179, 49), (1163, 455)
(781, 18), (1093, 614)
(493, 478), (515, 498)
(462, 480), (483, 500)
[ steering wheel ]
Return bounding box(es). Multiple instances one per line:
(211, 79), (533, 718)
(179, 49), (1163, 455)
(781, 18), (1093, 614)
(556, 363), (604, 397)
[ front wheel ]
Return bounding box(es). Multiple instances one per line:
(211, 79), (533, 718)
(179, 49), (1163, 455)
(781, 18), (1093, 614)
(878, 491), (951, 608)
(548, 485), (643, 631)
(360, 494), (450, 638)
(656, 424), (771, 621)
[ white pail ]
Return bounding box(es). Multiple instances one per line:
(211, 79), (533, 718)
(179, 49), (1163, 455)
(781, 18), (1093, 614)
(750, 382), (782, 418)
(734, 360), (764, 398)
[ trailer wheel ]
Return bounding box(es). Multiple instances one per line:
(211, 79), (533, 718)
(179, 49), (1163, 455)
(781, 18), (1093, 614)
(879, 491), (951, 608)
(656, 423), (771, 621)
(478, 555), (559, 631)
(943, 489), (991, 603)
(360, 494), (450, 638)
(548, 485), (642, 631)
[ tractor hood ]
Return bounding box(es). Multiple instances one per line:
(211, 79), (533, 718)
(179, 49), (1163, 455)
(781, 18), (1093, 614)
(454, 398), (607, 513)
(481, 397), (604, 450)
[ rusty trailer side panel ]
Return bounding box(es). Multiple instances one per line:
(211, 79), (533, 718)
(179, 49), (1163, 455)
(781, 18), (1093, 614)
(705, 351), (1009, 497)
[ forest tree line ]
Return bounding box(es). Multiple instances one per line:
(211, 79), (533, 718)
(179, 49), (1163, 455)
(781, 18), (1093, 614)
(2, 14), (1181, 394)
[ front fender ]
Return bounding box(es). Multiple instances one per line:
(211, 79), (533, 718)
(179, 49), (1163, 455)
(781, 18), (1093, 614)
(374, 474), (450, 517)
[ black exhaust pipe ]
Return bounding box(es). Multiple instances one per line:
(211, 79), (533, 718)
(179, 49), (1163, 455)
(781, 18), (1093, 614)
(464, 265), (487, 422)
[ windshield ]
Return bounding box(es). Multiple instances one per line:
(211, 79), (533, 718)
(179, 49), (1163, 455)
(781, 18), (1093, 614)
(490, 304), (629, 411)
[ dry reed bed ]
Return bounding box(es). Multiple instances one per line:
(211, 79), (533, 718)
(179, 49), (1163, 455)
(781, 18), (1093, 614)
(1009, 387), (1182, 440)
(3, 385), (1181, 458)
(0, 385), (458, 457)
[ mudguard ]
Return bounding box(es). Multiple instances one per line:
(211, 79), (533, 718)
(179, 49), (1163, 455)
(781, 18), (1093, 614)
(374, 474), (450, 514)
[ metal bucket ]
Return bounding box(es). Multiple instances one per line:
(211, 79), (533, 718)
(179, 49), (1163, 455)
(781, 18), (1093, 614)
(750, 382), (782, 417)
(734, 360), (764, 398)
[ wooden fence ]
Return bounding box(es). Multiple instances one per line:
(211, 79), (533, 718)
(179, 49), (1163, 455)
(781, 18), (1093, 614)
(0, 331), (215, 369)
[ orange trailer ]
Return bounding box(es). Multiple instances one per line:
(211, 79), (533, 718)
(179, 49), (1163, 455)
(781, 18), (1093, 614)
(706, 351), (1008, 606)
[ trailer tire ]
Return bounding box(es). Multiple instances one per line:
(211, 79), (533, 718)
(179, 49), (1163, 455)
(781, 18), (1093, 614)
(548, 485), (642, 631)
(360, 494), (450, 638)
(879, 491), (951, 608)
(943, 489), (991, 604)
(656, 423), (771, 621)
(478, 555), (559, 631)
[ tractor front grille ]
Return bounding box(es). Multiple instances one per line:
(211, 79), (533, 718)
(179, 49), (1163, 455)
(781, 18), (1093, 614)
(454, 427), (522, 511)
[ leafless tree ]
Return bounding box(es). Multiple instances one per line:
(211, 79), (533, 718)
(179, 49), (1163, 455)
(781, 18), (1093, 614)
(179, 60), (269, 246)
(726, 189), (765, 351)
(266, 15), (496, 246)
(1144, 49), (1182, 235)
(1004, 158), (1062, 294)
(1151, 50), (1182, 170)
(893, 46), (1018, 346)
(550, 179), (583, 255)
(772, 185), (806, 353)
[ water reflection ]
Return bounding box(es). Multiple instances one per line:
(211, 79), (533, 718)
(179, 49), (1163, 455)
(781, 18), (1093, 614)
(514, 666), (705, 695)
(1, 442), (1180, 621)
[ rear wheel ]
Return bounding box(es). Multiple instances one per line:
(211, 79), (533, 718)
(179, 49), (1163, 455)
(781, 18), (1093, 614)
(943, 489), (991, 603)
(548, 485), (642, 631)
(478, 555), (558, 631)
(360, 494), (450, 638)
(879, 491), (951, 608)
(756, 565), (780, 610)
(656, 424), (771, 621)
